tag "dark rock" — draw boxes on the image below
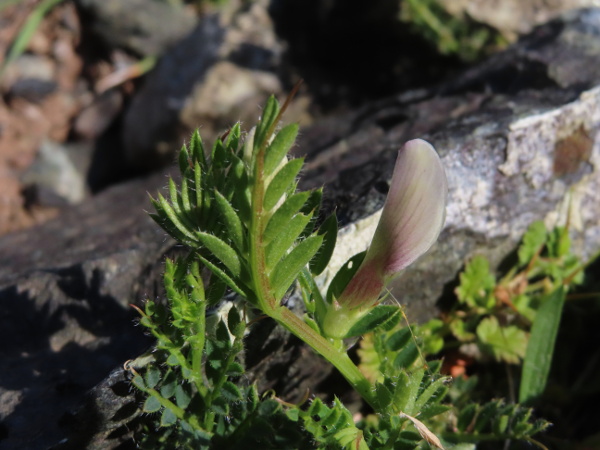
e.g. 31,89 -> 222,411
0,172 -> 170,449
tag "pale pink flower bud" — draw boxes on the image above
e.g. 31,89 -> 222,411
321,139 -> 447,337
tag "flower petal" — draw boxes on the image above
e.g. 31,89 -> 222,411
368,139 -> 447,277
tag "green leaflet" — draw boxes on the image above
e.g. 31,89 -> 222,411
476,316 -> 527,364
519,287 -> 566,404
263,192 -> 310,244
270,235 -> 323,300
214,191 -> 244,251
225,122 -> 241,151
343,305 -> 401,338
298,188 -> 323,239
456,255 -> 496,308
265,212 -> 313,269
196,254 -> 246,298
518,220 -> 547,266
264,123 -> 299,176
168,178 -> 196,232
178,144 -> 190,175
161,408 -> 178,427
263,158 -> 304,211
254,96 -> 280,150
152,194 -> 198,244
189,129 -> 207,166
143,396 -> 162,413
195,232 -> 242,277
309,213 -> 338,276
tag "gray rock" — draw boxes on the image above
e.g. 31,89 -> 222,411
122,1 -> 295,171
438,0 -> 600,39
0,172 -> 169,449
74,0 -> 196,57
21,140 -> 91,206
2,7 -> 600,449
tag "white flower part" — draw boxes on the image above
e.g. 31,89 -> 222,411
335,139 -> 448,311
368,138 -> 448,278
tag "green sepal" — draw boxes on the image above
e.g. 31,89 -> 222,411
343,305 -> 402,338
264,123 -> 299,176
326,251 -> 366,304
309,213 -> 338,275
264,158 -> 304,211
263,191 -> 310,244
270,234 -> 324,300
265,212 -> 312,269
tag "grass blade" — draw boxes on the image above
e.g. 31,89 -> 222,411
519,287 -> 566,404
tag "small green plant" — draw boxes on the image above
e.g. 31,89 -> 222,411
400,0 -> 507,61
424,221 -> 586,394
129,93 -> 549,448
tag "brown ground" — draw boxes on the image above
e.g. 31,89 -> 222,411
0,1 -> 132,236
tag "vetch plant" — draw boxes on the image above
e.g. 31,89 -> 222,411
129,93 -> 549,449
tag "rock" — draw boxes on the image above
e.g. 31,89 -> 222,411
2,7 -> 600,449
0,172 -> 169,449
122,0 -> 311,171
73,89 -> 123,140
21,140 -> 91,206
438,0 -> 600,40
121,15 -> 225,170
74,0 -> 196,57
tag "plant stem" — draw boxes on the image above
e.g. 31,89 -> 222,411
271,306 -> 377,409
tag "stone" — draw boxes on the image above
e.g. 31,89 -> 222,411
74,0 -> 196,57
438,0 -> 600,40
122,0 -> 311,171
0,172 -> 169,449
